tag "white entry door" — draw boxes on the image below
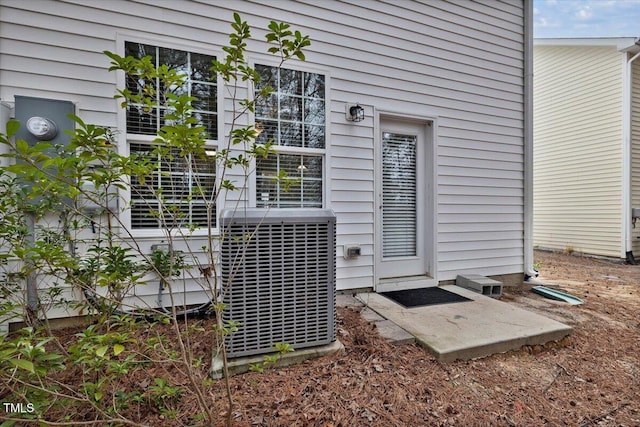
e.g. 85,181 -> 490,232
377,118 -> 428,280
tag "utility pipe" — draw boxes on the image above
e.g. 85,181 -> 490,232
523,0 -> 537,279
623,45 -> 640,264
0,103 -> 11,165
25,213 -> 39,313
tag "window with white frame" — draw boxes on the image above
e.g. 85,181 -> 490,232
254,64 -> 325,208
124,41 -> 217,229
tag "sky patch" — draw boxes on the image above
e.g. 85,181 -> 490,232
534,0 -> 640,38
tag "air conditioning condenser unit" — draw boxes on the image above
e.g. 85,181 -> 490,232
219,208 -> 336,358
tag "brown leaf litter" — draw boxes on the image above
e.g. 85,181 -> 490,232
4,250 -> 639,426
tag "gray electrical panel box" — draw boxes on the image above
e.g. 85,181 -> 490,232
13,96 -> 76,209
15,96 -> 75,148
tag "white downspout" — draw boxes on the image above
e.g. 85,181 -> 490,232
623,47 -> 640,263
523,0 -> 537,278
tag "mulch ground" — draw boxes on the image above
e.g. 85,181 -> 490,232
217,248 -> 640,427
5,250 -> 640,426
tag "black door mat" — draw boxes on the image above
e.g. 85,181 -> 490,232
380,287 -> 472,308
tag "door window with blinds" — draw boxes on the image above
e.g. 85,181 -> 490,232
382,132 -> 417,258
124,41 -> 217,229
254,64 -> 326,208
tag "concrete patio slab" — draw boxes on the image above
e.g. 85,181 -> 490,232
375,319 -> 416,345
360,307 -> 415,345
356,285 -> 573,362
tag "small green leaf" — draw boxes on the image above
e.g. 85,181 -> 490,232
94,391 -> 103,401
9,358 -> 34,373
248,363 -> 264,373
113,344 -> 125,356
15,138 -> 28,153
96,345 -> 108,358
5,120 -> 20,137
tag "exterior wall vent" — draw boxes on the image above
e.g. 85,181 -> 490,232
220,208 -> 336,358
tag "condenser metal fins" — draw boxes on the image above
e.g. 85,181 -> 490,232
220,209 -> 336,358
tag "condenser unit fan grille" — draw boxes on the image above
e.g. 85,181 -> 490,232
220,209 -> 336,358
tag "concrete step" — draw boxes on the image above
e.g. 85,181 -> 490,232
356,285 -> 572,362
360,307 -> 415,345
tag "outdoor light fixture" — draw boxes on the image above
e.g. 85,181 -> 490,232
26,116 -> 58,140
345,103 -> 365,122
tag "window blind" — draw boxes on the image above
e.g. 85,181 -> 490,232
382,133 -> 417,258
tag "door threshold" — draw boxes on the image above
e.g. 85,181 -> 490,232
376,276 -> 437,293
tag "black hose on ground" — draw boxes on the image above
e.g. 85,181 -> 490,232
82,288 -> 214,322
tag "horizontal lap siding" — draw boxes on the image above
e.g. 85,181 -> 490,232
0,0 -> 252,314
416,1 -> 525,280
438,122 -> 524,279
0,6 -> 118,125
533,45 -> 623,258
238,0 -> 525,284
307,0 -> 526,282
0,0 -> 525,302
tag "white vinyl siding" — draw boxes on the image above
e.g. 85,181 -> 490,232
314,0 -> 526,282
0,0 -> 526,309
533,44 -> 624,258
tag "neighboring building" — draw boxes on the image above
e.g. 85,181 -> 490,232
533,37 -> 640,261
0,0 -> 534,322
